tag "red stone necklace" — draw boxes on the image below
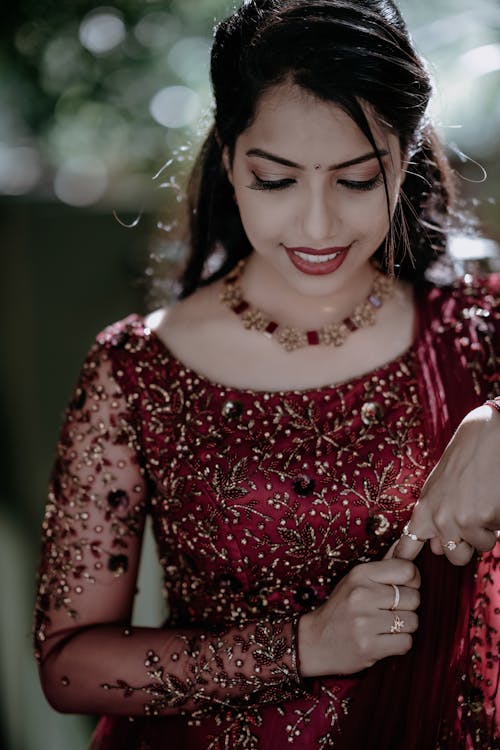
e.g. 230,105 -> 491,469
220,259 -> 395,352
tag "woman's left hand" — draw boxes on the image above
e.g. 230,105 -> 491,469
395,404 -> 500,565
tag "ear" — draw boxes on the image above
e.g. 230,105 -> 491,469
222,146 -> 234,186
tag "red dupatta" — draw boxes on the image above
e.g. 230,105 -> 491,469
340,277 -> 500,749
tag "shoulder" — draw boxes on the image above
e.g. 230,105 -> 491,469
96,313 -> 150,351
143,280 -> 242,360
89,311 -> 170,366
74,314 -> 158,396
83,280 -> 228,377
145,280 -> 226,330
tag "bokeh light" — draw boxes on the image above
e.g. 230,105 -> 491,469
0,0 -> 497,236
79,8 -> 126,55
134,12 -> 181,49
53,155 -> 108,206
149,86 -> 201,129
41,35 -> 89,95
460,44 -> 500,77
167,37 -> 211,86
1,6 -> 499,750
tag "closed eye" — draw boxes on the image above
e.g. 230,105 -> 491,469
338,173 -> 384,192
248,172 -> 296,191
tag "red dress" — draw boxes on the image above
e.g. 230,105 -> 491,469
34,277 -> 500,749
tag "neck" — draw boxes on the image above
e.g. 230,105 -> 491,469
241,252 -> 376,329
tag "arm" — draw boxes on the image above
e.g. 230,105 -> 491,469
395,398 -> 500,563
394,275 -> 500,564
34,341 -> 301,717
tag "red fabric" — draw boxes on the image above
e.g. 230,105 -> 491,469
34,277 -> 500,749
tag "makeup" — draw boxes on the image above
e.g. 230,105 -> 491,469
284,245 -> 351,276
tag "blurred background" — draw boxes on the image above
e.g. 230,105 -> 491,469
0,1 -> 499,748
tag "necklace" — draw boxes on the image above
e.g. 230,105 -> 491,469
220,259 -> 395,352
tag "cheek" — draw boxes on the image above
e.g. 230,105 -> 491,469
237,195 -> 289,242
339,191 -> 389,232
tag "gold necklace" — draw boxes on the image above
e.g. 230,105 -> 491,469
220,259 -> 395,352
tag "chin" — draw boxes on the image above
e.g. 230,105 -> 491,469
285,272 -> 349,298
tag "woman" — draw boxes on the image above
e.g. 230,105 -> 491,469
34,1 -> 500,748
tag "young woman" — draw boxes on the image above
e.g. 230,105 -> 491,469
34,1 -> 500,748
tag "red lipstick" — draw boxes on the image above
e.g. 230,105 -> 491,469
284,245 -> 351,276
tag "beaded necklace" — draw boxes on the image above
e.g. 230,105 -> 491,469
220,259 -> 395,352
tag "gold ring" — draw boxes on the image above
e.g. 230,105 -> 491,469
390,583 -> 400,611
402,523 -> 425,543
390,615 -> 405,634
442,539 -> 461,551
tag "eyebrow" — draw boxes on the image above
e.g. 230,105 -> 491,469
245,147 -> 389,170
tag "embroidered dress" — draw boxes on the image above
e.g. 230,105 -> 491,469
34,276 -> 500,749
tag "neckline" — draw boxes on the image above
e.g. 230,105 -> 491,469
137,288 -> 422,397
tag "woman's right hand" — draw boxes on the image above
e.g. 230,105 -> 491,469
297,558 -> 421,677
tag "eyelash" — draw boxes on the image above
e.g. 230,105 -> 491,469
249,172 -> 384,192
341,173 -> 385,192
249,174 -> 295,191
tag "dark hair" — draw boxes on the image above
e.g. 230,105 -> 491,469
179,0 -> 466,298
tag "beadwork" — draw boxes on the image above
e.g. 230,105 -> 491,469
33,273 -> 500,748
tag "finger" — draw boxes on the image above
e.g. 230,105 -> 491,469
393,506 -> 434,560
380,610 -> 418,635
383,540 -> 399,559
393,535 -> 425,561
376,633 -> 413,659
438,537 -> 475,566
432,519 -> 474,564
430,537 -> 445,555
393,519 -> 429,560
458,528 -> 498,553
374,583 -> 420,612
362,559 -> 421,589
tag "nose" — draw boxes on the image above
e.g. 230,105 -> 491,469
301,186 -> 337,243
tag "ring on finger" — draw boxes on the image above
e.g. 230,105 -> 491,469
389,583 -> 400,611
442,539 -> 462,552
402,523 -> 426,543
390,614 -> 405,634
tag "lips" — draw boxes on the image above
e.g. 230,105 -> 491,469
284,244 -> 351,276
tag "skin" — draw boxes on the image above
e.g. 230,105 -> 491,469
395,406 -> 500,565
147,81 -> 500,677
298,556 -> 421,677
222,81 -> 404,311
150,82 -> 415,392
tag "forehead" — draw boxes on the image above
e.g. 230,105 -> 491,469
238,82 -> 400,162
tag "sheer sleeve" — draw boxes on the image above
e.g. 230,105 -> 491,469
34,338 -> 302,718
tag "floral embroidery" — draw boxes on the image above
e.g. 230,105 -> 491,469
102,620 -> 300,716
34,351 -> 147,658
33,275 -> 500,748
